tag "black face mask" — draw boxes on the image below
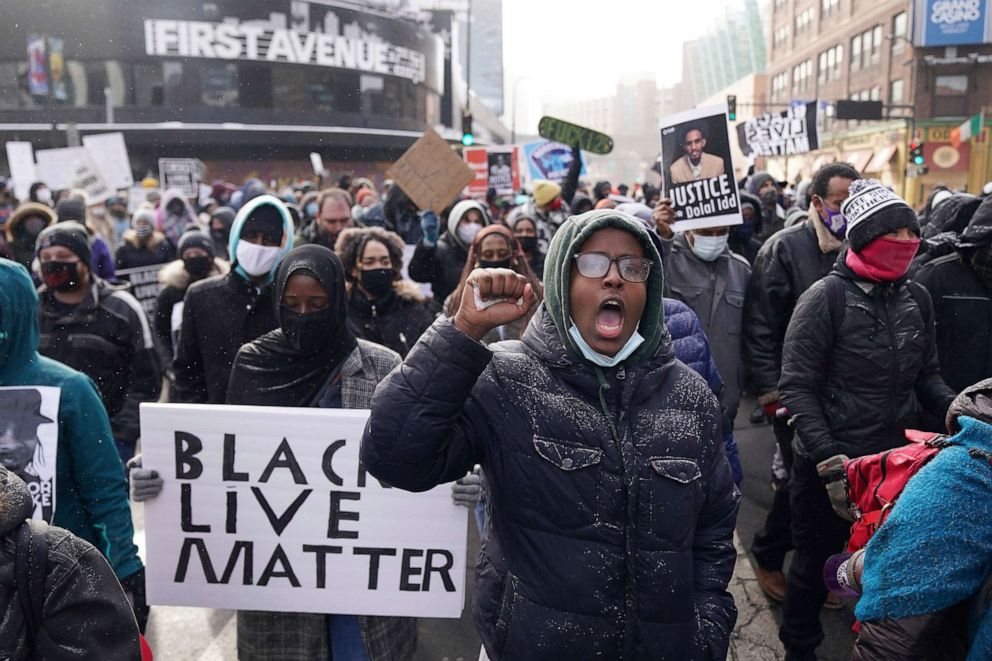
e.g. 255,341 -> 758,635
41,261 -> 82,292
281,306 -> 335,355
360,268 -> 395,298
516,236 -> 537,253
211,229 -> 229,245
479,258 -> 512,270
183,256 -> 213,279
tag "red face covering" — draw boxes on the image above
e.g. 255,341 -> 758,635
845,236 -> 921,282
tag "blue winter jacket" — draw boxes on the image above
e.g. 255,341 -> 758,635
0,259 -> 141,580
664,298 -> 743,484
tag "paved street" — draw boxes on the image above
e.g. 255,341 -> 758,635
137,396 -> 857,660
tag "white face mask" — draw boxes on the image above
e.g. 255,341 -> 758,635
457,222 -> 482,245
690,233 -> 728,262
36,188 -> 52,205
236,240 -> 281,276
567,319 -> 645,368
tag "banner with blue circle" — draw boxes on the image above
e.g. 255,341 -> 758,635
522,140 -> 587,183
914,0 -> 992,47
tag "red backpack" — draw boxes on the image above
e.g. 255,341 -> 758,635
844,430 -> 955,552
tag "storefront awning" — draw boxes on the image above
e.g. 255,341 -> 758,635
865,144 -> 898,173
811,152 -> 836,172
843,149 -> 874,173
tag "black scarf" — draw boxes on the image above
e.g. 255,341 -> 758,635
226,245 -> 357,407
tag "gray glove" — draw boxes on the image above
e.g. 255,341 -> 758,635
127,454 -> 164,503
816,454 -> 852,521
450,469 -> 482,508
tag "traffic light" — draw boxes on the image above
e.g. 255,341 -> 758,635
909,142 -> 925,166
727,95 -> 737,121
461,111 -> 474,146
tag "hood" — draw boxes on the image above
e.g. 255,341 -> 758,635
158,256 -> 230,289
123,229 -> 166,249
446,199 -> 491,250
923,193 -> 981,241
0,464 -> 34,535
6,203 -> 55,242
157,188 -> 196,223
947,378 -> 992,433
747,171 -> 775,196
957,195 -> 992,248
0,260 -> 40,383
542,209 -> 665,365
228,194 -> 296,283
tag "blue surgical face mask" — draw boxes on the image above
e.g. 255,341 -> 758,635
567,319 -> 645,367
820,205 -> 847,238
305,202 -> 319,218
690,233 -> 728,262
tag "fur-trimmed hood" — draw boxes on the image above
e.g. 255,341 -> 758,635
158,256 -> 230,289
122,228 -> 168,250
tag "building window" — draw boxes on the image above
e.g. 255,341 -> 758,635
890,78 -> 904,103
772,71 -> 789,100
871,26 -> 883,65
819,52 -> 828,83
792,59 -> 813,94
795,7 -> 814,32
821,0 -> 840,17
934,73 -> 969,117
870,84 -> 881,101
851,34 -> 862,71
774,26 -> 790,50
892,12 -> 907,55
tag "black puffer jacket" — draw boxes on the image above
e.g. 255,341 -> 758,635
743,218 -> 840,398
0,466 -> 140,660
362,312 -> 740,661
407,232 -> 469,312
345,281 -> 434,357
173,272 -> 277,404
779,253 -> 956,463
915,252 -> 992,392
37,279 -> 161,443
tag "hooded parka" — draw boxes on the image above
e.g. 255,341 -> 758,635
363,211 -> 740,660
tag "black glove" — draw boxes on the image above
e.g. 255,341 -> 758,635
120,567 -> 150,633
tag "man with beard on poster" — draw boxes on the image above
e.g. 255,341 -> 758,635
670,125 -> 727,185
0,388 -> 54,520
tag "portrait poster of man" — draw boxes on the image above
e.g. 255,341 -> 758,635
0,386 -> 60,521
660,104 -> 743,232
487,150 -> 516,195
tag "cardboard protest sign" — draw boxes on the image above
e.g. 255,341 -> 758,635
82,132 -> 134,190
159,158 -> 203,198
659,104 -> 742,232
736,101 -> 821,157
5,142 -> 37,202
387,129 -> 474,214
486,148 -> 520,196
35,146 -> 90,190
117,264 -> 165,317
538,116 -> 614,155
0,386 -> 60,522
463,147 -> 489,197
140,404 -> 468,617
523,140 -> 586,183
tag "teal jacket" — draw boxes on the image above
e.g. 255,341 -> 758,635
0,259 -> 141,579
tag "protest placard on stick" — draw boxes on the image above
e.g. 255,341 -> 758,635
140,404 -> 468,617
736,101 -> 820,157
538,116 -> 613,155
388,129 -> 474,214
659,104 -> 743,233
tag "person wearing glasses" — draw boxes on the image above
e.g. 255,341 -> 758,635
361,209 -> 740,660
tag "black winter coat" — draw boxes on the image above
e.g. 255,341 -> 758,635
0,466 -> 140,661
362,311 -> 740,661
915,252 -> 992,393
779,253 -> 956,464
743,219 -> 839,398
113,231 -> 175,271
407,234 -> 469,312
173,272 -> 277,404
37,279 -> 161,442
345,283 -> 434,357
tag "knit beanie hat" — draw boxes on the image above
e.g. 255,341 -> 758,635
132,207 -> 156,229
242,203 -> 286,243
177,229 -> 215,258
746,172 -> 776,196
35,221 -> 91,266
842,179 -> 920,252
55,197 -> 86,223
532,180 -> 561,207
543,210 -> 665,364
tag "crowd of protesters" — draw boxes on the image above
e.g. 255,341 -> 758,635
1,153 -> 992,661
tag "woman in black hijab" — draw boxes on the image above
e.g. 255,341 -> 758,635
225,245 -> 479,661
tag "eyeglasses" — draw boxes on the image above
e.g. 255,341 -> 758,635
572,252 -> 652,283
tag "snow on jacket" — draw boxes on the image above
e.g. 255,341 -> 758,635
0,464 -> 141,660
36,278 -> 161,444
779,252 -> 956,464
0,259 -> 142,580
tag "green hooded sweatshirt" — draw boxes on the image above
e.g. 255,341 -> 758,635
542,209 -> 666,364
0,259 -> 141,580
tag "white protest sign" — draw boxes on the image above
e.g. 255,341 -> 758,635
35,146 -> 90,190
401,244 -> 433,299
309,152 -> 325,176
140,404 -> 468,617
5,142 -> 36,202
0,386 -> 60,522
82,132 -> 134,190
72,156 -> 111,203
659,103 -> 742,232
158,158 -> 200,198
